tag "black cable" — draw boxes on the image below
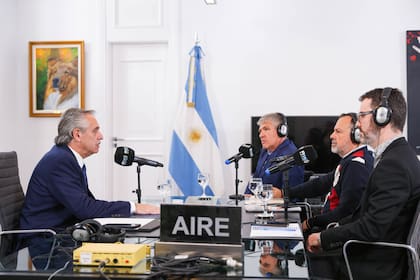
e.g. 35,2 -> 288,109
97,258 -> 112,280
38,234 -> 78,270
43,236 -> 58,270
148,255 -> 242,279
143,270 -> 166,280
47,260 -> 71,280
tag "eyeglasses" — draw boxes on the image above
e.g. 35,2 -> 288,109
358,110 -> 374,118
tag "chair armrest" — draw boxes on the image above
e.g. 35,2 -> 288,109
293,201 -> 312,218
0,229 -> 57,270
0,229 -> 56,237
326,222 -> 338,229
343,239 -> 419,280
294,199 -> 325,219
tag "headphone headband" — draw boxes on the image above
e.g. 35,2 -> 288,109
345,113 -> 361,144
348,112 -> 357,125
381,87 -> 392,104
71,219 -> 126,243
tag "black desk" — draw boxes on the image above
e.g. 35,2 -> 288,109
0,201 -> 309,279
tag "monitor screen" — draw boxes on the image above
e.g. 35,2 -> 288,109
251,116 -> 341,175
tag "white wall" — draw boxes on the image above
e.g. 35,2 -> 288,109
6,0 -> 420,197
0,0 -> 17,150
14,0 -> 109,197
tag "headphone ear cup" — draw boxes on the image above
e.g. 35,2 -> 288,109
277,124 -> 288,137
374,87 -> 393,126
351,127 -> 361,144
71,219 -> 103,242
72,228 -> 91,242
373,106 -> 392,126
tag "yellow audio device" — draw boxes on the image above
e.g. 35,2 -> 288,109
73,242 -> 148,267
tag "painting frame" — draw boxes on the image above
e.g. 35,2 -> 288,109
29,41 -> 85,117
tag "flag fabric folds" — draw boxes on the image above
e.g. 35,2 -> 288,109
169,45 -> 224,197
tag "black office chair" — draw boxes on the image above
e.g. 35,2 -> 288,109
343,200 -> 420,280
0,151 -> 25,269
0,151 -> 57,270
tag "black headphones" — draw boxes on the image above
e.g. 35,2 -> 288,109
349,113 -> 361,144
373,87 -> 393,126
71,219 -> 126,243
276,113 -> 288,137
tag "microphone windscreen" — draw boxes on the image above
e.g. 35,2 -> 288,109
293,145 -> 318,165
239,144 -> 254,158
114,146 -> 135,166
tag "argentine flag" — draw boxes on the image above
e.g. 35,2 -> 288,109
169,45 -> 224,197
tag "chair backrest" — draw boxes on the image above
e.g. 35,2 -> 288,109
407,199 -> 420,280
343,199 -> 420,280
0,151 -> 25,267
408,199 -> 420,248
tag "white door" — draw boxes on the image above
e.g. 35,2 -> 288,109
111,43 -> 169,202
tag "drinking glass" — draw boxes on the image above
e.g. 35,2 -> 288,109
197,172 -> 209,197
256,184 -> 274,218
157,179 -> 172,203
248,177 -> 263,196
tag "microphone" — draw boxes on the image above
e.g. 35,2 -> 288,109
114,146 -> 164,167
225,144 -> 254,165
114,146 -> 133,166
134,156 -> 164,167
265,145 -> 317,175
269,155 -> 288,163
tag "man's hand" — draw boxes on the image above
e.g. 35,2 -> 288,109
135,203 -> 160,215
306,232 -> 322,253
272,187 -> 282,198
302,219 -> 309,232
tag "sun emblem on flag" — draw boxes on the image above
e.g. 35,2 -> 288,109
189,129 -> 202,143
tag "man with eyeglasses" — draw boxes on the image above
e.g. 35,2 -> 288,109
306,88 -> 420,279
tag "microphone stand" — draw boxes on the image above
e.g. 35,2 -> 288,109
283,170 -> 290,224
228,159 -> 244,205
132,164 -> 142,203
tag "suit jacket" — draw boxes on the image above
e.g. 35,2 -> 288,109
20,145 -> 130,232
245,138 -> 304,194
321,138 -> 420,279
289,146 -> 373,229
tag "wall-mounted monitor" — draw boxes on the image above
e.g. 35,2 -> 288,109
251,116 -> 341,175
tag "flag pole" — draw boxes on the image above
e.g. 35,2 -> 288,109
194,32 -> 200,46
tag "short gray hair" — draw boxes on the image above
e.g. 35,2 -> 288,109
257,112 -> 286,128
54,108 -> 96,145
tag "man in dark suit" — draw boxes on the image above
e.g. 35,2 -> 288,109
20,108 -> 159,268
307,88 -> 420,279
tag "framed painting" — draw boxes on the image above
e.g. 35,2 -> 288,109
29,41 -> 84,117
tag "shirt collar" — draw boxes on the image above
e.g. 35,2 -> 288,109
374,135 -> 404,166
342,145 -> 365,159
68,145 -> 85,169
272,138 -> 290,153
